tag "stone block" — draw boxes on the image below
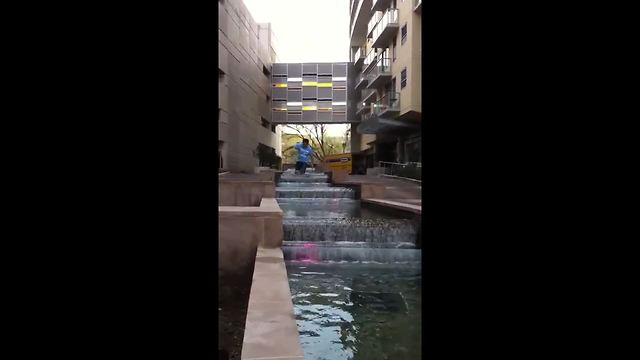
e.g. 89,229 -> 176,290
361,183 -> 386,199
218,216 -> 264,274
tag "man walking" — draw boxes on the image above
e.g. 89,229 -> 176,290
294,138 -> 314,174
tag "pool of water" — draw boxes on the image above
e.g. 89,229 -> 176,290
286,261 -> 422,360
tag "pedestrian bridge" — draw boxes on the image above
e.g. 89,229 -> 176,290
271,62 -> 357,124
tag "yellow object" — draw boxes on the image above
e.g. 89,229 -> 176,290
273,83 -> 288,88
302,106 -> 317,111
317,83 -> 332,87
302,81 -> 317,86
324,153 -> 352,174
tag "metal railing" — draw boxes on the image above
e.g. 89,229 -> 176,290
356,101 -> 370,113
364,47 -> 377,69
378,161 -> 422,180
367,55 -> 391,80
370,8 -> 399,44
361,88 -> 376,102
372,91 -> 400,115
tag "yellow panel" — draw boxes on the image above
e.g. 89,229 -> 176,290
302,81 -> 317,86
302,106 -> 318,111
324,153 -> 352,174
317,83 -> 332,87
273,83 -> 288,88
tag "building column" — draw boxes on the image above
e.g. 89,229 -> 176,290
396,136 -> 404,163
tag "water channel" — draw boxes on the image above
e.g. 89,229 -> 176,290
277,169 -> 422,360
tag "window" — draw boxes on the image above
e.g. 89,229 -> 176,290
392,38 -> 397,61
401,24 -> 407,45
401,68 -> 407,89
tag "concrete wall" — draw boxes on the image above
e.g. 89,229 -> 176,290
393,0 -> 422,115
218,0 -> 280,173
218,179 -> 276,206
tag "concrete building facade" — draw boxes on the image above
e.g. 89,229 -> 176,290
218,0 -> 282,173
348,0 -> 422,173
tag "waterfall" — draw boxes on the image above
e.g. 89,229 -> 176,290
276,170 -> 418,246
283,218 -> 417,243
276,187 -> 356,199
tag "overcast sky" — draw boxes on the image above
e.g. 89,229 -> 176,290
243,0 -> 350,137
243,0 -> 350,63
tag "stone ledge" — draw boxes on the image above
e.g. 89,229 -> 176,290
362,198 -> 422,214
242,247 -> 303,360
218,198 -> 283,248
381,174 -> 422,184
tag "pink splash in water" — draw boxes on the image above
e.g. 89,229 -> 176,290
299,243 -> 320,262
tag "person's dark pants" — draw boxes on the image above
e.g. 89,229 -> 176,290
295,161 -> 308,174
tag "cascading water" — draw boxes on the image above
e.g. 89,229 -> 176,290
278,169 -> 422,359
276,169 -> 418,249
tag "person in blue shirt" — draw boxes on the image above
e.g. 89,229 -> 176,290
294,138 -> 314,174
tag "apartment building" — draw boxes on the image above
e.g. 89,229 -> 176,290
348,0 -> 422,173
270,62 -> 354,125
218,0 -> 282,172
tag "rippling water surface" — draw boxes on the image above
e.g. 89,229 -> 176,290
286,261 -> 422,360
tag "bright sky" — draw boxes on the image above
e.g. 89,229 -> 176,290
243,0 -> 350,63
243,0 -> 351,137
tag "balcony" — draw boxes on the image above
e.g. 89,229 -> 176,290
414,0 -> 422,13
367,11 -> 383,37
354,71 -> 369,90
350,0 -> 372,46
372,92 -> 400,118
352,47 -> 366,70
356,101 -> 371,116
372,0 -> 393,12
369,8 -> 399,48
366,56 -> 392,89
361,88 -> 376,104
363,48 -> 377,73
356,111 -> 416,134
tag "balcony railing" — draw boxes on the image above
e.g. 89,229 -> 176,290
361,88 -> 376,103
352,46 -> 366,66
367,11 -> 383,37
363,48 -> 377,71
372,91 -> 400,116
355,71 -> 369,90
370,8 -> 399,48
366,55 -> 392,88
356,101 -> 370,115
